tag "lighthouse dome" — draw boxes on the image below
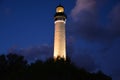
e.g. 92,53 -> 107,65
56,5 -> 64,13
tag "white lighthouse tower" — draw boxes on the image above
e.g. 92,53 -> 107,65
53,5 -> 67,60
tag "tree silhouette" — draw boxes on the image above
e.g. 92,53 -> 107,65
0,53 -> 27,80
0,53 -> 112,80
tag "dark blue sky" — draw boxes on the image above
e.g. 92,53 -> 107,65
0,0 -> 74,52
0,0 -> 120,80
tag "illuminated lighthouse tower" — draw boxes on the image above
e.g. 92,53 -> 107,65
53,5 -> 67,60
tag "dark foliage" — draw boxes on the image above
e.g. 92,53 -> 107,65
0,53 -> 112,80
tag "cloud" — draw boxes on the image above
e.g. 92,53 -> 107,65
68,1 -> 120,80
68,1 -> 120,44
7,42 -> 98,72
8,44 -> 53,62
71,0 -> 96,21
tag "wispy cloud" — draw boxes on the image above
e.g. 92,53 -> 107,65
8,44 -> 53,62
71,0 -> 96,21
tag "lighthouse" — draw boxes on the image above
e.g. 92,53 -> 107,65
53,5 -> 67,60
